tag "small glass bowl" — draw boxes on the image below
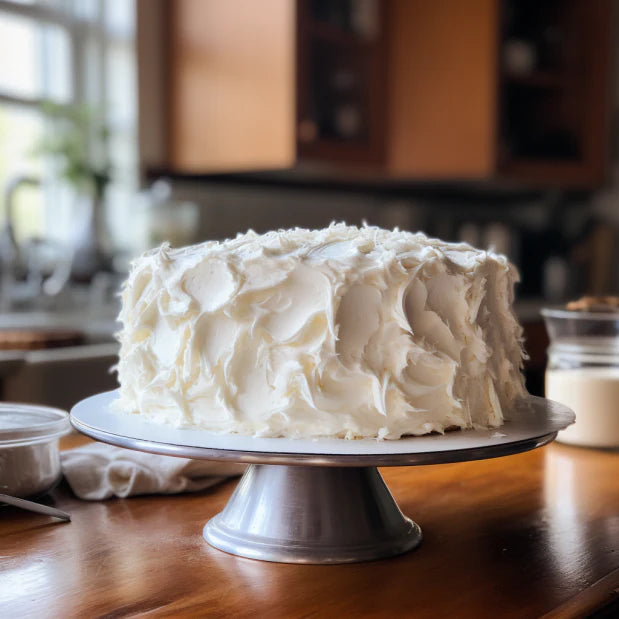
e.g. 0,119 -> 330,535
0,403 -> 71,498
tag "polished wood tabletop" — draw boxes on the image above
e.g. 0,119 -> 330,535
1,437 -> 618,618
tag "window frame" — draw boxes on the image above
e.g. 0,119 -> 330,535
0,0 -> 133,110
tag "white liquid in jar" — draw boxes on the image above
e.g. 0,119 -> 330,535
545,367 -> 619,447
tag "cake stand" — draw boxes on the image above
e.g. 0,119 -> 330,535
70,391 -> 574,564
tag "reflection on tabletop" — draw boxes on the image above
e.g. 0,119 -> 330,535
543,444 -> 619,588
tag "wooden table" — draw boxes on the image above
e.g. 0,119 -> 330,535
1,438 -> 618,618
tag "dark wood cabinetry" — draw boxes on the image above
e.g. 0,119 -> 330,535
149,0 -> 612,187
296,0 -> 387,164
497,0 -> 611,185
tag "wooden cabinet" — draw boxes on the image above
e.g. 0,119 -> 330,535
496,0 -> 612,186
153,0 -> 611,186
386,0 -> 499,179
295,0 -> 387,164
166,0 -> 296,173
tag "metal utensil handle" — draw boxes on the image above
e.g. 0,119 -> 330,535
0,493 -> 71,521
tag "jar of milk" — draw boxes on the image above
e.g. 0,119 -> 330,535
542,307 -> 619,448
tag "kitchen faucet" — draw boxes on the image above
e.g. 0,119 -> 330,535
1,175 -> 73,310
1,175 -> 39,273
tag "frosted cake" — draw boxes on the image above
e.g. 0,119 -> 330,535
115,224 -> 526,439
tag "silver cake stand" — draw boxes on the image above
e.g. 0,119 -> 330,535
70,391 -> 574,564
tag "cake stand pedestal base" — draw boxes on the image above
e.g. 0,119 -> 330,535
203,464 -> 422,564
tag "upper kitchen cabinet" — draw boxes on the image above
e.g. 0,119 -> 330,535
165,0 -> 296,173
496,0 -> 611,186
295,0 -> 388,164
151,0 -> 612,186
163,0 -> 386,173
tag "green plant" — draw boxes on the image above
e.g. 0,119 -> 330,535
34,100 -> 111,200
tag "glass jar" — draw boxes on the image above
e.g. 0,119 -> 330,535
542,308 -> 619,448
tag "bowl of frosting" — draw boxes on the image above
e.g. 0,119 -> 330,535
0,403 -> 71,498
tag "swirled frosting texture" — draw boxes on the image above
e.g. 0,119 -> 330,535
116,224 -> 526,439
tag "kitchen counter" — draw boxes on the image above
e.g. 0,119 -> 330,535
1,438 -> 618,617
0,308 -> 119,409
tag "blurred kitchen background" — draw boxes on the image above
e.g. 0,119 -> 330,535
0,0 -> 617,407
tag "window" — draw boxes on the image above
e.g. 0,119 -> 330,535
0,0 -> 137,251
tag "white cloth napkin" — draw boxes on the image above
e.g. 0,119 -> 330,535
60,442 -> 246,500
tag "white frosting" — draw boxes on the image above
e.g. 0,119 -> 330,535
0,443 -> 61,498
115,224 -> 526,439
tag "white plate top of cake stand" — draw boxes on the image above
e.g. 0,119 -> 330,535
70,390 -> 574,467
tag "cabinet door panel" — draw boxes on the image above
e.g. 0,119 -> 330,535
169,0 -> 296,172
386,0 -> 499,179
